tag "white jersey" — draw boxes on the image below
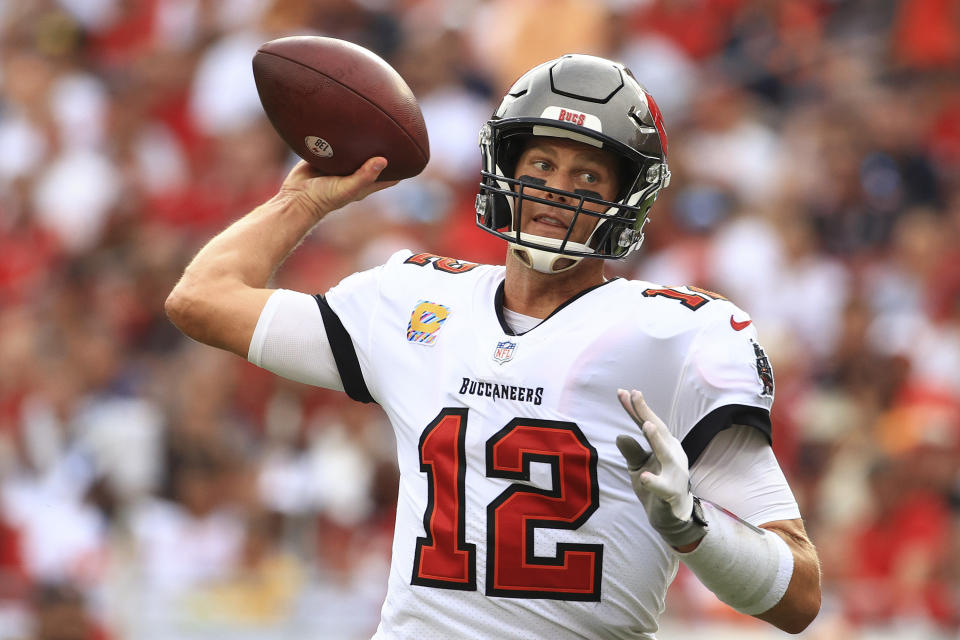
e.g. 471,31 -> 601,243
252,250 -> 792,639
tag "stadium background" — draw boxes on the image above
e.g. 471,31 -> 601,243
1,0 -> 959,638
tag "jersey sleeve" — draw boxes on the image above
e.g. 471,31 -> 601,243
670,303 -> 775,466
690,425 -> 800,525
247,288 -> 343,390
320,249 -> 414,403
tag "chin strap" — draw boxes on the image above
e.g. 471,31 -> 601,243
509,232 -> 594,274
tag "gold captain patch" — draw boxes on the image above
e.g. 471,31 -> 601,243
407,301 -> 450,346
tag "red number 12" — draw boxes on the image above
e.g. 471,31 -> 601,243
412,408 -> 602,601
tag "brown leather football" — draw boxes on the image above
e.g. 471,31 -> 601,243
253,36 -> 429,181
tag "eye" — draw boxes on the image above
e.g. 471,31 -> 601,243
579,171 -> 599,184
532,160 -> 551,172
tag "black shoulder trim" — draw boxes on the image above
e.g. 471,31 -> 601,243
313,295 -> 375,404
681,404 -> 771,467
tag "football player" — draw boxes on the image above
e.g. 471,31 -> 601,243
166,54 -> 821,638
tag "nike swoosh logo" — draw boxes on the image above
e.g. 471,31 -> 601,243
730,315 -> 752,331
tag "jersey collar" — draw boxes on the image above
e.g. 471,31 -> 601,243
493,277 -> 620,336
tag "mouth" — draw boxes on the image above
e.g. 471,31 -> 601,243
526,212 -> 572,237
533,214 -> 568,227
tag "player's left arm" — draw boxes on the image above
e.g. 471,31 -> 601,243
754,518 -> 821,633
616,390 -> 821,634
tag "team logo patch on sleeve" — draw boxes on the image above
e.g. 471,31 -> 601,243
751,340 -> 774,397
407,301 -> 451,346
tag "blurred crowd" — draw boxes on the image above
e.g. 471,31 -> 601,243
1,0 -> 959,638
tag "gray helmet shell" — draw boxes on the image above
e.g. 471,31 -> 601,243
476,54 -> 670,266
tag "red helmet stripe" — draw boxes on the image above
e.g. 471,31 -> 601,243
644,91 -> 668,157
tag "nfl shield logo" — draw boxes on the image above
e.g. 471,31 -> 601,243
493,340 -> 517,364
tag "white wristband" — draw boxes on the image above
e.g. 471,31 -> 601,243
676,499 -> 794,615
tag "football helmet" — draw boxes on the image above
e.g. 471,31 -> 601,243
476,54 -> 670,273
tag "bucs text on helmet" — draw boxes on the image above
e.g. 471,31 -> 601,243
476,54 -> 670,273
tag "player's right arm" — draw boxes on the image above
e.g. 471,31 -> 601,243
164,158 -> 395,356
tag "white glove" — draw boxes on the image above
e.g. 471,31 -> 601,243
615,389 -> 706,548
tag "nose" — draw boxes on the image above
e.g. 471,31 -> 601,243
542,176 -> 572,202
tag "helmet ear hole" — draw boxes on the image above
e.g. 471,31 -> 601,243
476,184 -> 513,231
498,134 -> 530,181
588,219 -> 617,253
617,158 -> 642,202
490,192 -> 512,230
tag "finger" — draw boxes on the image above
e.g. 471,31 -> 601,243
347,156 -> 388,189
640,419 -> 676,463
335,157 -> 392,202
617,388 -> 642,426
616,435 -> 652,471
363,156 -> 388,177
637,469 -> 672,497
627,390 -> 647,426
629,390 -> 667,430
